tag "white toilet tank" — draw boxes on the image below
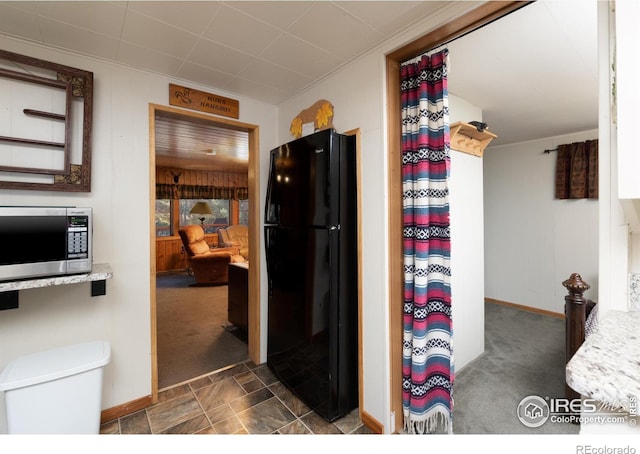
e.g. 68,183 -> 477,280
0,341 -> 111,434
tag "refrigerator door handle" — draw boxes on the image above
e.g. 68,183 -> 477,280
264,226 -> 275,294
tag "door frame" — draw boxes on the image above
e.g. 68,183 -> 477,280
384,1 -> 530,432
149,103 -> 260,401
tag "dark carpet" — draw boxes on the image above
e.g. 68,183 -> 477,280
452,301 -> 580,434
156,271 -> 249,390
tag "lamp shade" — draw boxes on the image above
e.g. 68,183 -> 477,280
189,202 -> 213,215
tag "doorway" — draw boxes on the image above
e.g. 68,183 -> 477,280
149,103 -> 261,401
384,1 -> 528,433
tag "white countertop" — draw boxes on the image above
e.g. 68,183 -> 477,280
566,310 -> 640,411
0,263 -> 113,293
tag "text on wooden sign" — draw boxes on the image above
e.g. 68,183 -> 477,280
169,83 -> 239,119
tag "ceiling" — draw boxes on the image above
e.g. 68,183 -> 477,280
153,108 -> 250,172
0,1 -> 598,170
446,0 -> 598,146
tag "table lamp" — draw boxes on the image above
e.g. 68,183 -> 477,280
189,202 -> 213,227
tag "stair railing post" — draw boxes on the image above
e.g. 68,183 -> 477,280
563,273 -> 590,402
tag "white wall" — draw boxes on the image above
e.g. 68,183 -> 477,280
615,0 -> 640,200
609,0 -> 640,311
483,131 -> 599,314
597,0 -> 629,316
0,35 -> 278,433
448,96 -> 485,371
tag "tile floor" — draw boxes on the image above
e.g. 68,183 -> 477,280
100,360 -> 373,435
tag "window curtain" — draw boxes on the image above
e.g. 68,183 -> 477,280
156,184 -> 248,200
554,140 -> 598,199
401,50 -> 454,434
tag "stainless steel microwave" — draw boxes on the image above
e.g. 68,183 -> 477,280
0,206 -> 92,282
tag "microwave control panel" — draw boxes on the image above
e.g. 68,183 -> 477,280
67,215 -> 89,258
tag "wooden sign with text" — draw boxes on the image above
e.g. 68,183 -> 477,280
169,84 -> 239,119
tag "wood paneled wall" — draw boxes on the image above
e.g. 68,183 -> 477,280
156,166 -> 248,187
156,233 -> 221,273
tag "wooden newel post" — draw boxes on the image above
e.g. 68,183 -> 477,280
563,273 -> 590,402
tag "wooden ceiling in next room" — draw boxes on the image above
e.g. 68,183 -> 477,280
154,109 -> 248,173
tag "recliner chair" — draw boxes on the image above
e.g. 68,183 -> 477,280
178,225 -> 241,285
217,225 -> 249,260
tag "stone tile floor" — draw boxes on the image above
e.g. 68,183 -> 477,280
100,360 -> 373,435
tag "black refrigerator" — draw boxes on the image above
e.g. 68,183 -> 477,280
264,128 -> 358,422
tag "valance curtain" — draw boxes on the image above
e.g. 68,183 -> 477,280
401,50 -> 454,434
156,184 -> 248,200
554,139 -> 598,199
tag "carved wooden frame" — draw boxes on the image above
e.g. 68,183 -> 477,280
0,50 -> 93,192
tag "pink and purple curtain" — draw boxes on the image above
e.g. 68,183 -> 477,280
401,50 -> 454,434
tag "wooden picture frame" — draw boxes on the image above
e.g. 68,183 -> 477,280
0,50 -> 93,192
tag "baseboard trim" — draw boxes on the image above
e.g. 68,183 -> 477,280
101,395 -> 153,424
485,297 -> 564,319
360,409 -> 384,434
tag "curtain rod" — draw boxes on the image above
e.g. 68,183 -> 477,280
544,148 -> 558,154
406,1 -> 533,64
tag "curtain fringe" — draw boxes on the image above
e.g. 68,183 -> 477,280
404,409 -> 453,434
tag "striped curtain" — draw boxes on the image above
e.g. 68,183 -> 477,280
401,50 -> 454,434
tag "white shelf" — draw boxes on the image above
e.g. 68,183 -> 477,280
0,263 -> 112,310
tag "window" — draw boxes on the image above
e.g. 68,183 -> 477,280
179,199 -> 230,234
155,199 -> 171,237
154,197 -> 243,237
238,199 -> 249,226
